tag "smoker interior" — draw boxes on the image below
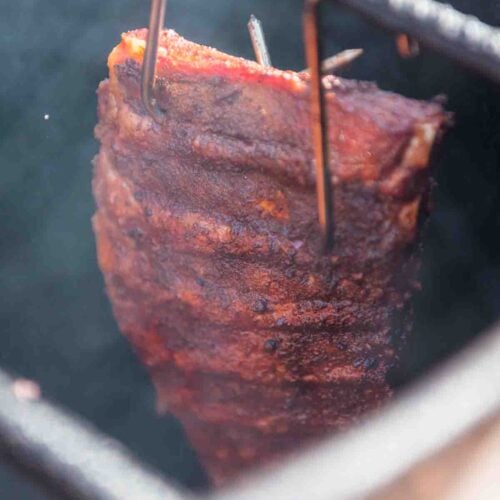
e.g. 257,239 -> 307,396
1,0 -> 499,497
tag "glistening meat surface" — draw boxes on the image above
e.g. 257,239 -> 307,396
93,29 -> 447,485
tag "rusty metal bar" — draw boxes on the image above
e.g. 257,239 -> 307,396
304,0 -> 335,252
337,0 -> 500,83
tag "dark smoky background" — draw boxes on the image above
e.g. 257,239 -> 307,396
0,0 -> 499,497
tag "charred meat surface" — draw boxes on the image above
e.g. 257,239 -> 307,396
93,29 -> 446,485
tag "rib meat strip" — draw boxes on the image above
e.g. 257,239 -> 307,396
93,29 -> 447,485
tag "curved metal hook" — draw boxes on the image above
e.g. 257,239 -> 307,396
304,0 -> 334,252
141,0 -> 168,120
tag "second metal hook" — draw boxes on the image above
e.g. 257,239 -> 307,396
141,0 -> 167,120
304,0 -> 335,252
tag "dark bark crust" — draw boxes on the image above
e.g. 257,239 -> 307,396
92,30 -> 446,484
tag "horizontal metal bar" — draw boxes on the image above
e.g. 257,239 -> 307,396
0,370 -> 184,500
214,320 -> 500,500
337,0 -> 500,83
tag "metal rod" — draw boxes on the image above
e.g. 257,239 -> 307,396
300,48 -> 363,75
0,369 -> 182,500
248,15 -> 272,67
336,0 -> 500,83
304,0 -> 334,252
141,0 -> 167,120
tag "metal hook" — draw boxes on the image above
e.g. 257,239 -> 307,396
304,0 -> 334,252
303,0 -> 500,252
249,10 -> 335,251
141,0 -> 167,120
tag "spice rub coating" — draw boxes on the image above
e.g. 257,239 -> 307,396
93,30 -> 446,484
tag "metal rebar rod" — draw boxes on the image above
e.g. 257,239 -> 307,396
339,0 -> 500,83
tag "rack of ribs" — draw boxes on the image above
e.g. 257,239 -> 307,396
93,29 -> 447,485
